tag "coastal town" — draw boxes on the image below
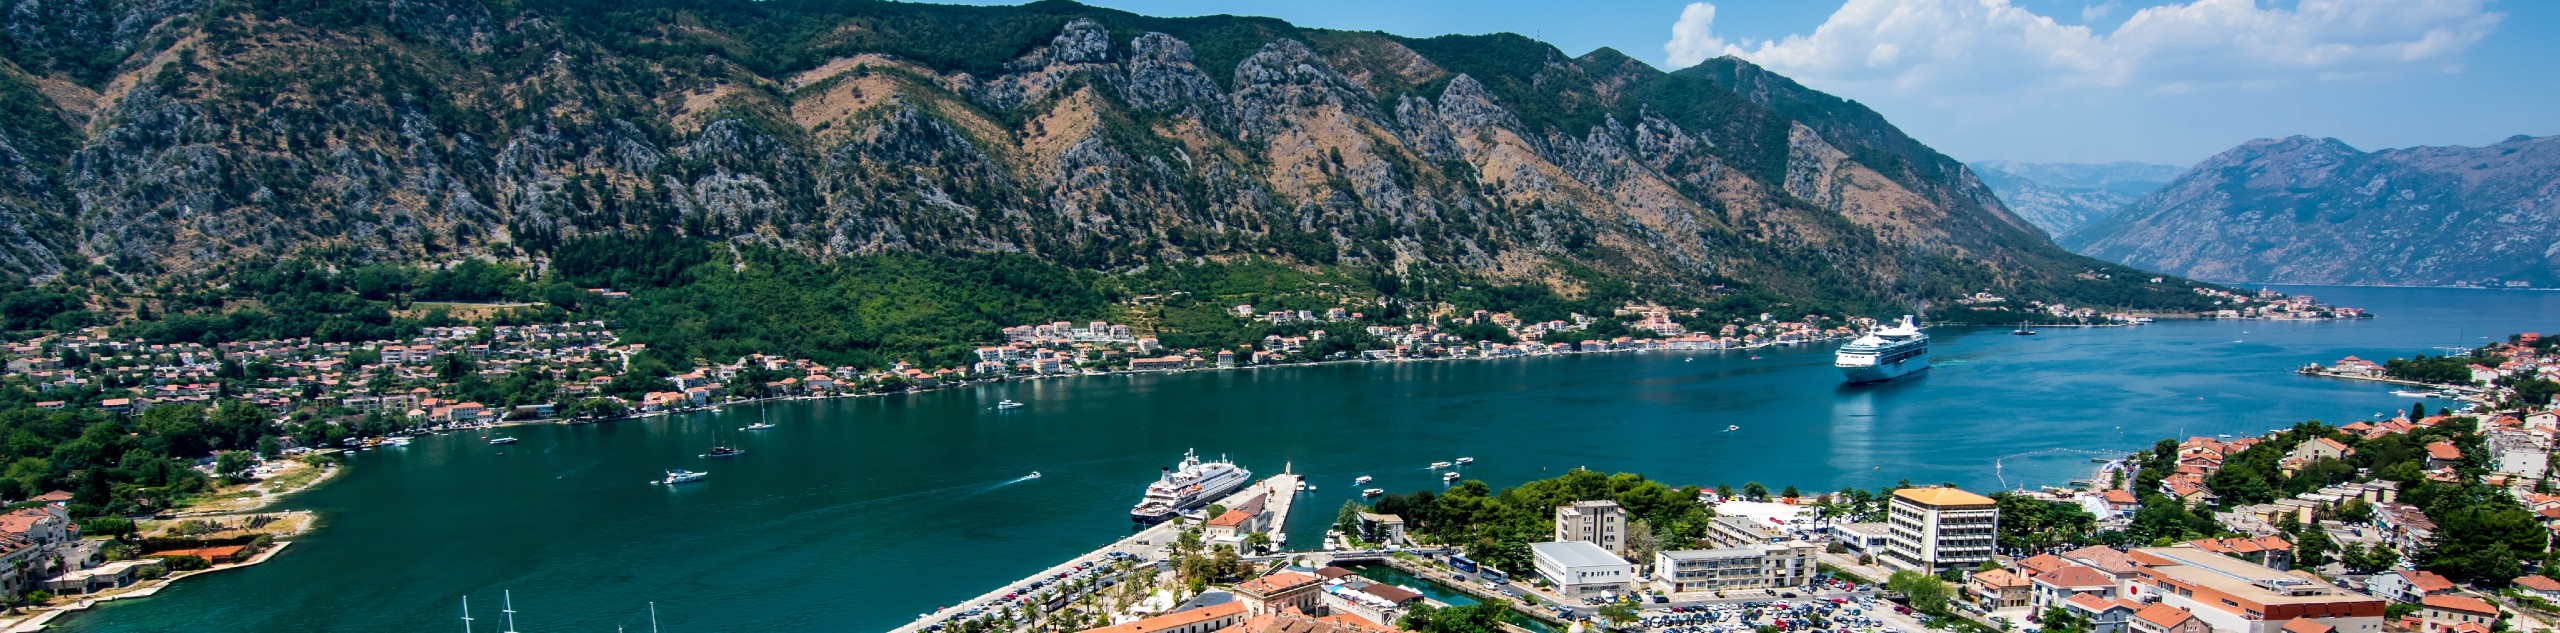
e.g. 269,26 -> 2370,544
0,280 -> 2396,627
890,330 -> 2558,633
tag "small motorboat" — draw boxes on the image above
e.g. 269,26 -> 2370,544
1026,471 -> 1042,479
1353,475 -> 1373,486
1453,457 -> 1474,465
995,400 -> 1026,409
1442,472 -> 1461,482
1428,461 -> 1452,470
659,469 -> 707,485
705,446 -> 744,458
1726,425 -> 1741,432
488,436 -> 518,445
1361,488 -> 1384,498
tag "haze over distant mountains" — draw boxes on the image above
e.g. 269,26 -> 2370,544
2063,135 -> 2560,287
1969,161 -> 2184,237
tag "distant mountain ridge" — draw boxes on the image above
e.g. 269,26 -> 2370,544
2065,135 -> 2560,286
0,0 -> 2218,312
1970,160 -> 2183,237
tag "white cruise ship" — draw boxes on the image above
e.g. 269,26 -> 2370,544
1129,449 -> 1252,525
1835,315 -> 1930,384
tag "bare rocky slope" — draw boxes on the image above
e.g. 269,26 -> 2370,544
1971,160 -> 2182,238
0,0 -> 2208,309
2066,135 -> 2560,286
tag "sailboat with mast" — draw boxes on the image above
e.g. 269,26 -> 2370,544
703,417 -> 743,458
742,404 -> 776,431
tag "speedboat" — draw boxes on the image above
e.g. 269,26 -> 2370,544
1726,425 -> 1741,432
1353,475 -> 1373,486
488,436 -> 518,445
705,446 -> 744,458
1361,488 -> 1384,497
996,400 -> 1025,409
660,469 -> 707,485
1428,461 -> 1452,470
1453,457 -> 1474,465
1026,471 -> 1042,479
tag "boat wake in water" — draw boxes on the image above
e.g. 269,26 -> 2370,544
987,472 -> 1043,489
554,459 -> 601,480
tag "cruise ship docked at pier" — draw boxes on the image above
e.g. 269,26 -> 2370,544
1835,315 -> 1930,384
1129,449 -> 1251,525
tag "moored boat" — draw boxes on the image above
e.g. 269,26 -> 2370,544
1129,449 -> 1251,525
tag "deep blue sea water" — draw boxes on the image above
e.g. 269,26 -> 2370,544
53,286 -> 2559,632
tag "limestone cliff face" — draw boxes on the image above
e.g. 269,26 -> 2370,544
2067,135 -> 2560,286
0,0 -> 2146,306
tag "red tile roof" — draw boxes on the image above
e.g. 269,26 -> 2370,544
2035,565 -> 2114,589
2133,604 -> 2197,629
2281,618 -> 2336,633
1234,571 -> 1322,597
2514,575 -> 2560,592
2422,594 -> 2498,616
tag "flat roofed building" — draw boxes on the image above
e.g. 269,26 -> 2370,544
1555,500 -> 1628,556
2128,546 -> 2386,633
1652,540 -> 1816,595
1532,540 -> 1634,597
1884,486 -> 1999,573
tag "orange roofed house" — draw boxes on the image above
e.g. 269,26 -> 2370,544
1081,602 -> 1247,633
1234,571 -> 1325,617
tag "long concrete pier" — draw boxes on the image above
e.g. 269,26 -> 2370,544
891,471 -> 1301,633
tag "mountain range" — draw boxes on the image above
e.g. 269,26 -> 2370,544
1970,160 -> 2183,238
2065,135 -> 2560,287
0,0 -> 2213,312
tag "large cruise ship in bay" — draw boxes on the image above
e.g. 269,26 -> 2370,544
1835,315 -> 1930,384
1129,449 -> 1251,525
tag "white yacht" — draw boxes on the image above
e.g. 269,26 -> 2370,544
1352,475 -> 1373,486
996,400 -> 1026,409
1427,461 -> 1452,470
1835,315 -> 1930,384
659,469 -> 707,485
1453,457 -> 1474,466
1442,472 -> 1461,482
1128,449 -> 1251,525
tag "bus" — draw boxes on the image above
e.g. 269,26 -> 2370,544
1449,555 -> 1480,573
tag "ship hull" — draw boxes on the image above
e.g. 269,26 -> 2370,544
1129,471 -> 1253,524
1838,351 -> 1930,384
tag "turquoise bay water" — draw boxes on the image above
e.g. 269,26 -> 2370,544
55,286 -> 2559,632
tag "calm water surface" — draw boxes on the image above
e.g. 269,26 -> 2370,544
58,286 -> 2560,632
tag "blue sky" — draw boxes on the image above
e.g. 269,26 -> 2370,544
942,0 -> 2557,166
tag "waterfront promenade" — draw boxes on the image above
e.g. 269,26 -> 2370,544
891,472 -> 1301,633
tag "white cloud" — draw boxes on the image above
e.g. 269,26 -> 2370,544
1664,2 -> 1735,67
1664,0 -> 2503,97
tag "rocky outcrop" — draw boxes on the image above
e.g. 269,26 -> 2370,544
2066,135 -> 2560,286
0,0 -> 2174,307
